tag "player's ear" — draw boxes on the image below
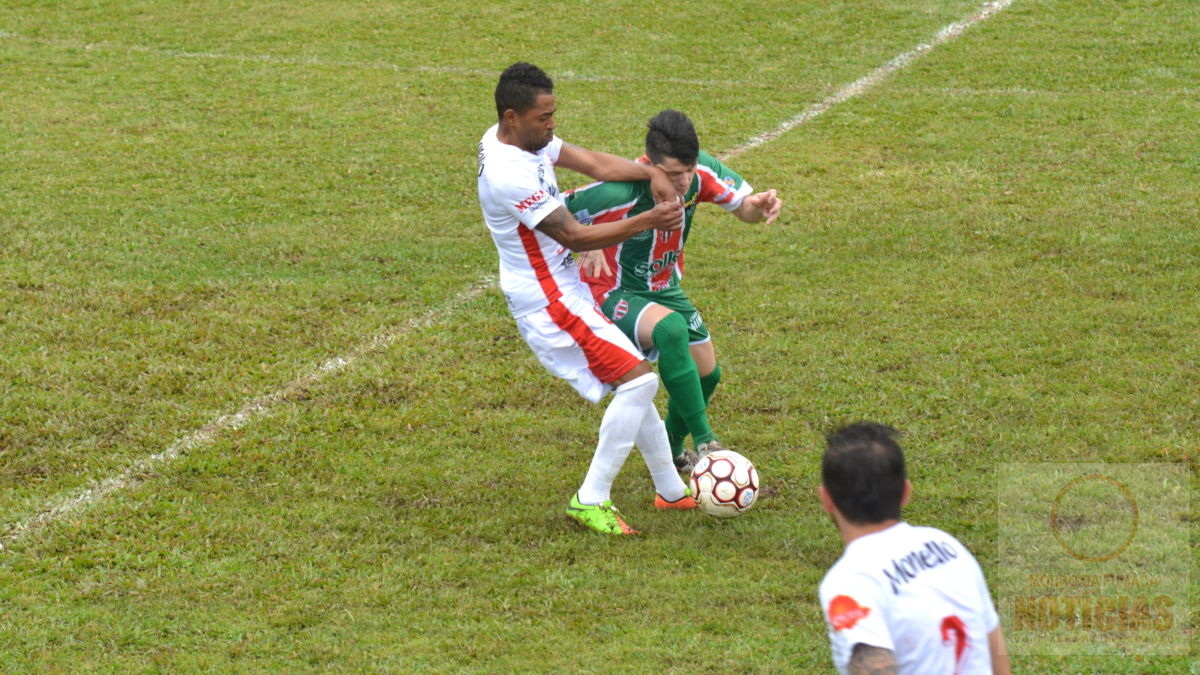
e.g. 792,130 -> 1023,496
818,485 -> 836,514
900,479 -> 913,508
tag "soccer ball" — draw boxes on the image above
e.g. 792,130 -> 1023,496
689,450 -> 759,518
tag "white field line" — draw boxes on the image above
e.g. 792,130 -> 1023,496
0,276 -> 493,550
722,0 -> 1014,160
0,0 -> 1013,551
897,85 -> 1200,98
0,29 -> 414,73
0,30 -> 772,88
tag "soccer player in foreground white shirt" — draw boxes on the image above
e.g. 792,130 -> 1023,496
477,62 -> 697,534
817,422 -> 1010,674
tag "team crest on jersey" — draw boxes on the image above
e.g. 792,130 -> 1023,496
612,299 -> 630,320
827,595 -> 871,631
573,209 -> 594,225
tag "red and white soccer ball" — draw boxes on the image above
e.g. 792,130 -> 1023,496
689,449 -> 759,518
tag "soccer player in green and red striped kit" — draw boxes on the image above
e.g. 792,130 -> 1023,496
565,110 -> 782,473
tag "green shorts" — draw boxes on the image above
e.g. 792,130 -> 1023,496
600,286 -> 710,358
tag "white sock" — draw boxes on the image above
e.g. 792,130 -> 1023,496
577,373 -> 659,505
637,405 -> 688,502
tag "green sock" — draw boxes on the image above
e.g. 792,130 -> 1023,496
654,313 -> 713,455
665,397 -> 689,456
700,363 -> 722,406
670,364 -> 724,454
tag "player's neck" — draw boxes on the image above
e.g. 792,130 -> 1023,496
838,518 -> 902,547
496,126 -> 533,154
496,126 -> 518,148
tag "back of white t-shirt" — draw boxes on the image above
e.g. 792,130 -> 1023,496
819,522 -> 999,674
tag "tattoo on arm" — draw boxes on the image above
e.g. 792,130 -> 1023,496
847,644 -> 897,675
534,207 -> 573,246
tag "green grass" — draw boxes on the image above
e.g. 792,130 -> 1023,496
2,0 -> 1197,671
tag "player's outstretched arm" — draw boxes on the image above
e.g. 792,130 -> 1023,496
556,143 -> 676,203
846,643 -> 897,675
537,202 -> 681,252
989,627 -> 1011,675
733,188 -> 782,224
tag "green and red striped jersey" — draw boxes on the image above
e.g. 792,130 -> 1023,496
565,150 -> 752,303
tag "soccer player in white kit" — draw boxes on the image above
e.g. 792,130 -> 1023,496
477,62 -> 697,534
817,422 -> 1010,674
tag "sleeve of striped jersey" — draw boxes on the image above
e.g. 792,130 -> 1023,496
564,180 -> 651,224
695,150 -> 754,212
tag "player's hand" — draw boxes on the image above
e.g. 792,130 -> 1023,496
750,189 -> 782,224
577,250 -> 611,276
647,197 -> 684,231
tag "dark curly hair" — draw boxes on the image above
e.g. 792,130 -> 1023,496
495,62 -> 554,121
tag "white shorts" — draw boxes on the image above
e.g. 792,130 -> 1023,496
515,290 -> 644,403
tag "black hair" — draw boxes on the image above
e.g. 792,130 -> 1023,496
645,109 -> 699,166
495,62 -> 554,121
822,422 -> 906,525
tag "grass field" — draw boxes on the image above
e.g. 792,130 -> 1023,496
2,0 -> 1197,671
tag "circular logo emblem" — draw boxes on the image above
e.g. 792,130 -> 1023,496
1050,474 -> 1139,562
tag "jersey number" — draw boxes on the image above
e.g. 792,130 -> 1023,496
940,615 -> 968,673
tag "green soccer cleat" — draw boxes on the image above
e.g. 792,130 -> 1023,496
566,494 -> 639,535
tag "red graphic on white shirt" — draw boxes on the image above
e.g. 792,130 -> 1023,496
515,190 -> 547,213
940,614 -> 968,674
827,595 -> 871,631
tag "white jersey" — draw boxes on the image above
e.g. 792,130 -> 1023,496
477,124 -> 586,318
819,522 -> 1000,675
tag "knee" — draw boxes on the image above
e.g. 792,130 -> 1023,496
702,363 -> 722,384
613,362 -> 655,388
616,370 -> 659,400
651,312 -> 689,349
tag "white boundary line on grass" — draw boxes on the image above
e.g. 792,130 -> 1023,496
0,277 -> 493,550
0,30 -> 776,89
0,0 -> 1013,551
723,0 -> 1014,159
